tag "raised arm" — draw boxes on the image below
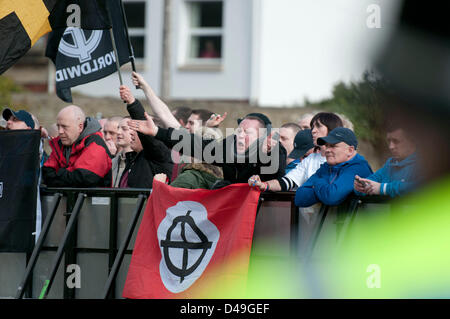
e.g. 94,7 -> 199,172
131,72 -> 181,129
129,114 -> 227,166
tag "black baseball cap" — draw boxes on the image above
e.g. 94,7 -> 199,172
317,127 -> 358,149
2,108 -> 35,129
288,129 -> 314,159
237,113 -> 272,128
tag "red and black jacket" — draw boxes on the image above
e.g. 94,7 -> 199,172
43,131 -> 112,187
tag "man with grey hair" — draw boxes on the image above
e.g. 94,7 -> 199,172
298,112 -> 316,130
42,105 -> 112,187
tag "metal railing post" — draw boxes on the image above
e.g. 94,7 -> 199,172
101,194 -> 147,299
15,193 -> 63,299
305,204 -> 329,263
289,200 -> 299,257
336,197 -> 362,250
106,193 -> 119,299
63,191 -> 78,299
38,192 -> 86,299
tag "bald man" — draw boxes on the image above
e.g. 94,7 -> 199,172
42,105 -> 112,187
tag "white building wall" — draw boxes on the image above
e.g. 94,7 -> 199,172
71,0 -> 402,106
255,0 -> 403,107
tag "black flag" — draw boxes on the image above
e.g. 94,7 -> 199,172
46,0 -> 131,102
48,0 -> 111,30
0,130 -> 41,252
0,0 -> 111,75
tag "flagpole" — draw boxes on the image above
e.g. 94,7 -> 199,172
109,28 -> 124,86
118,0 -> 139,88
105,2 -> 124,87
119,0 -> 136,71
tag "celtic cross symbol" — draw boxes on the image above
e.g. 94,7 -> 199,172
58,27 -> 103,63
160,210 -> 213,283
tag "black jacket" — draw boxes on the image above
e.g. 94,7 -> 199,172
155,127 -> 286,184
119,100 -> 173,188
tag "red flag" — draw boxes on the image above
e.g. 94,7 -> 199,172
122,182 -> 261,299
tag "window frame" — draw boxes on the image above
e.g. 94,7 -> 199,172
179,0 -> 224,71
122,0 -> 147,63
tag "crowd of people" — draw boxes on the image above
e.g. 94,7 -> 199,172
1,0 -> 446,300
1,70 -> 421,212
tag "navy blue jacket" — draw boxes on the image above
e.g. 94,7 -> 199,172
295,153 -> 372,207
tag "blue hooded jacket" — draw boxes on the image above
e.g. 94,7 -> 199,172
295,153 -> 372,207
355,152 -> 418,198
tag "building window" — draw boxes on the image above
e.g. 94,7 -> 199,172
183,0 -> 223,67
123,0 -> 146,59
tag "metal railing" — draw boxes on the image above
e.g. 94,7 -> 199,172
17,187 -> 150,299
304,194 -> 390,263
4,187 -> 390,299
